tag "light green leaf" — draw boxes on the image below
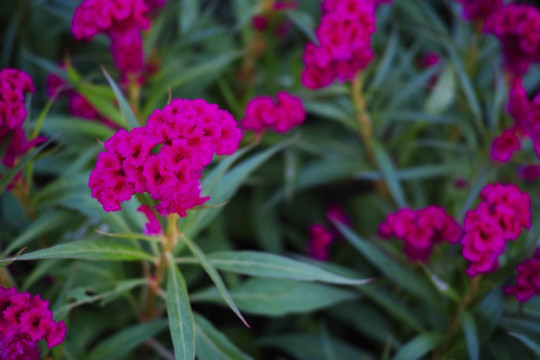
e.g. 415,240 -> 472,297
509,333 -> 540,356
392,333 -> 444,360
166,253 -> 196,360
285,10 -> 318,45
373,141 -> 407,208
194,313 -> 253,360
425,66 -> 456,114
206,251 -> 371,285
180,0 -> 199,35
101,67 -> 139,129
461,311 -> 479,360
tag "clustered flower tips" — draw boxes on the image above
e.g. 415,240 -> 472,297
484,4 -> 540,77
241,92 -> 306,134
89,98 -> 242,216
308,224 -> 334,261
301,0 -> 380,89
71,0 -> 150,82
0,69 -> 45,169
456,0 -> 503,22
462,184 -> 531,277
505,249 -> 540,302
379,206 -> 461,262
0,287 -> 66,360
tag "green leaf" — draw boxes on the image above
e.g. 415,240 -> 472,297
284,10 -> 318,45
461,311 -> 479,360
391,333 -> 444,360
371,30 -> 399,89
194,313 -> 253,360
333,221 -> 440,306
180,235 -> 249,327
101,67 -> 139,129
192,278 -> 357,316
87,320 -> 167,360
373,141 -> 407,208
166,253 -> 196,360
206,251 -> 371,285
180,0 -> 199,35
425,66 -> 456,114
509,333 -> 540,356
4,240 -> 155,262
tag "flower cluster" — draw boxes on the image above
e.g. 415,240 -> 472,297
241,92 -> 305,133
505,248 -> 540,302
308,224 -> 334,261
0,69 -> 44,169
71,0 -> 150,82
379,206 -> 461,262
457,0 -> 503,21
0,287 -> 66,360
462,184 -> 531,277
89,99 -> 242,216
301,0 -> 379,89
252,1 -> 297,35
491,78 -> 540,163
484,4 -> 540,76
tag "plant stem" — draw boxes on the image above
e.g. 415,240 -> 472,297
351,72 -> 375,164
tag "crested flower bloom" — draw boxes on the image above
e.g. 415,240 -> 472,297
456,0 -> 503,21
308,224 -> 334,261
379,206 -> 461,262
89,99 -> 242,216
241,92 -> 306,133
462,184 -> 531,277
490,128 -> 521,163
301,0 -> 380,89
0,69 -> 45,170
505,249 -> 540,302
71,0 -> 150,83
484,4 -> 540,76
0,287 -> 66,360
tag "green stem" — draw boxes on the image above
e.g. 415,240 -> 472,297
351,72 -> 375,164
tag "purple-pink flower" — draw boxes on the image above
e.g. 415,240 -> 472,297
0,287 -> 66,360
308,224 -> 334,261
462,184 -> 531,277
484,4 -> 540,76
505,249 -> 540,302
241,92 -> 306,133
490,127 -> 521,163
89,99 -> 242,216
379,206 -> 461,262
456,0 -> 503,21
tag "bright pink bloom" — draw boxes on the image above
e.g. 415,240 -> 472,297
89,99 -> 242,216
462,184 -> 531,277
301,0 -> 378,89
71,0 -> 150,82
0,287 -> 66,360
241,92 -> 305,134
137,205 -> 163,235
379,206 -> 461,262
485,4 -> 540,76
457,0 -> 503,21
308,224 -> 334,261
505,250 -> 540,302
490,127 -> 521,163
252,15 -> 268,31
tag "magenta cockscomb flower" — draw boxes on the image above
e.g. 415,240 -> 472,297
71,0 -> 150,83
505,249 -> 540,302
241,91 -> 305,134
89,99 -> 242,216
0,69 -> 45,170
490,128 -> 521,163
0,287 -> 66,360
379,206 -> 461,262
484,4 -> 540,76
301,0 -> 380,89
462,184 -> 531,277
308,224 -> 334,261
456,0 -> 503,21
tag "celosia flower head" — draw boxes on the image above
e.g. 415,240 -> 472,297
308,224 -> 334,261
89,99 -> 242,216
462,184 -> 531,277
490,127 -> 521,163
505,249 -> 540,302
485,4 -> 540,76
457,0 -> 503,21
301,0 -> 382,89
241,92 -> 306,133
0,287 -> 66,360
379,206 -> 461,262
